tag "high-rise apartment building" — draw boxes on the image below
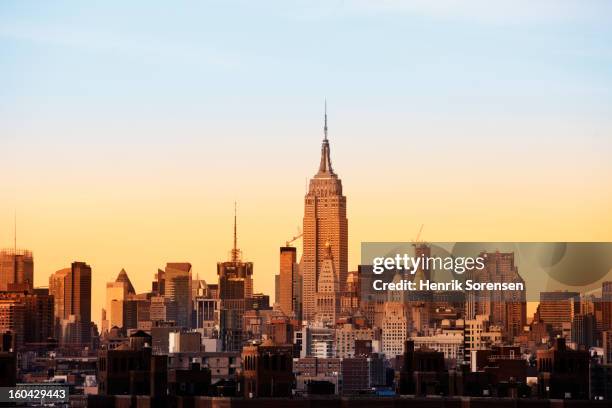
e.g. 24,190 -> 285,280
302,108 -> 348,321
0,249 -> 33,292
48,261 -> 92,346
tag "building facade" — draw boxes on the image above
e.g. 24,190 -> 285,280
302,110 -> 348,322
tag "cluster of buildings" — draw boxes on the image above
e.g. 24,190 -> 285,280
1,116 -> 612,406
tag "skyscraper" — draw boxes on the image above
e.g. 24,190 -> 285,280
164,263 -> 192,328
49,261 -> 92,346
602,281 -> 612,331
278,246 -> 297,317
217,204 -> 253,300
0,289 -> 54,346
217,204 -> 252,351
104,268 -> 136,330
0,249 -> 33,292
0,299 -> 25,349
465,251 -> 526,339
302,106 -> 348,322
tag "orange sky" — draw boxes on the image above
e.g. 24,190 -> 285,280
2,115 -> 612,327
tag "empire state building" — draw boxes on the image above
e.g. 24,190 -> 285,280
302,107 -> 348,322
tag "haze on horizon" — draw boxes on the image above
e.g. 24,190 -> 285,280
1,1 -> 612,325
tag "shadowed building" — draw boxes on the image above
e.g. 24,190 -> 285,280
0,299 -> 24,348
0,289 -> 54,346
0,348 -> 16,387
398,340 -> 450,396
98,330 -> 168,397
49,261 -> 92,347
242,339 -> 294,398
164,263 -> 192,328
603,281 -> 612,331
537,337 -> 589,399
279,246 -> 297,317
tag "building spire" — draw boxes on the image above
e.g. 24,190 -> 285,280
231,201 -> 241,262
324,98 -> 328,141
13,209 -> 17,253
318,100 -> 334,175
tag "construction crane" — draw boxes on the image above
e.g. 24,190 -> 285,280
285,227 -> 303,247
412,224 -> 425,247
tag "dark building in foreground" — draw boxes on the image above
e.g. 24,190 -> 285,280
98,331 -> 168,396
168,362 -> 211,396
398,340 -> 451,396
73,395 -> 612,408
242,339 -> 293,398
0,349 -> 16,387
537,337 -> 589,399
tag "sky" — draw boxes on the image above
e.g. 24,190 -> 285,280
1,1 -> 612,326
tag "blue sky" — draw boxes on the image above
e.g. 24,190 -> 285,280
2,0 -> 612,126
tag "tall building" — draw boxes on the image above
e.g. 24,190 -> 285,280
217,206 -> 252,351
49,261 -> 92,346
465,251 -> 526,340
164,263 -> 192,328
278,246 -> 297,317
217,207 -> 253,300
602,281 -> 612,331
381,302 -> 408,359
150,295 -> 178,323
104,269 -> 136,330
0,249 -> 33,292
539,291 -> 580,333
0,289 -> 54,345
274,274 -> 280,305
571,313 -> 596,348
604,330 -> 612,364
0,299 -> 25,349
302,107 -> 348,322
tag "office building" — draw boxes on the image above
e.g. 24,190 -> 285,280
0,249 -> 33,292
302,108 -> 348,321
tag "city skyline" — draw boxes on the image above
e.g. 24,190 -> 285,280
3,2 -> 612,404
1,107 -> 611,327
2,1 -> 612,329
